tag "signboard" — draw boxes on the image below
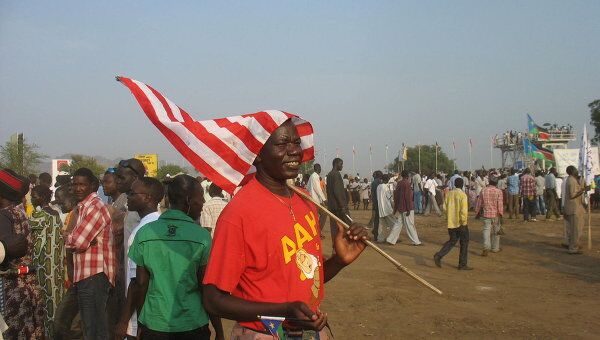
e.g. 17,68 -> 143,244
134,154 -> 159,177
51,159 -> 71,189
553,148 -> 599,177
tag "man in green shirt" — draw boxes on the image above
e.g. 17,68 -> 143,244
128,174 -> 223,339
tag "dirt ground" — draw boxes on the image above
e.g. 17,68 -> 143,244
218,208 -> 600,339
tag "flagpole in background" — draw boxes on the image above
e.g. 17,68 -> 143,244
490,136 -> 493,168
468,138 -> 473,173
385,144 -> 389,173
352,145 -> 356,175
418,143 -> 421,174
323,147 -> 326,166
369,144 -> 373,175
435,142 -> 439,174
452,140 -> 456,171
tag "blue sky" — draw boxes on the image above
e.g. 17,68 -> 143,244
1,1 -> 598,175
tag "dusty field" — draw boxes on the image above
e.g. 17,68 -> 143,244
219,209 -> 600,339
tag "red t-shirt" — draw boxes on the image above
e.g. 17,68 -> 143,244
203,178 -> 325,331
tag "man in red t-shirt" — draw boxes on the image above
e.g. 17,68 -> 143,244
203,119 -> 369,339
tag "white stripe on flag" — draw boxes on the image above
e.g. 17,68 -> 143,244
136,82 -> 245,185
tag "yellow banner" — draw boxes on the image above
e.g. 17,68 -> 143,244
134,154 -> 159,177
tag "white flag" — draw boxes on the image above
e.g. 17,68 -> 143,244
579,125 -> 594,186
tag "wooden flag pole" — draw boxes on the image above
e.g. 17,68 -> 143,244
588,197 -> 592,250
287,182 -> 443,295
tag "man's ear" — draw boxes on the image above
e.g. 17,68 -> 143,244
254,155 -> 262,164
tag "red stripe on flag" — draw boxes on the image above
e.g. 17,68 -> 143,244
148,86 -> 253,173
118,77 -> 238,192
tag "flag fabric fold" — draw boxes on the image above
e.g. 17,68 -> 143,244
116,76 -> 314,194
527,114 -> 550,140
523,138 -> 554,161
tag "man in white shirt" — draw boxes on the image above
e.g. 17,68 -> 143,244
377,174 -> 395,242
200,183 -> 229,237
424,174 -> 442,216
115,178 -> 163,340
306,163 -> 328,234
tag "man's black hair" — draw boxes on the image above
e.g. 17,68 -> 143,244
166,174 -> 200,208
208,183 -> 224,198
31,185 -> 52,203
39,172 -> 52,185
454,177 -> 464,189
73,168 -> 99,187
137,177 -> 165,203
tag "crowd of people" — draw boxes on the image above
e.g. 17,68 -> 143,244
0,152 -> 593,339
301,162 -> 593,270
0,119 -> 373,340
0,115 -> 594,339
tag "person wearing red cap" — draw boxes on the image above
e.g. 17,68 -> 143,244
202,120 -> 370,339
0,168 -> 44,338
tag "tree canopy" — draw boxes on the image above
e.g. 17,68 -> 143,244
0,137 -> 47,175
59,154 -> 106,176
156,163 -> 188,180
387,145 -> 454,175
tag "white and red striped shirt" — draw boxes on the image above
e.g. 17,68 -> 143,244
117,76 -> 314,194
66,192 -> 115,285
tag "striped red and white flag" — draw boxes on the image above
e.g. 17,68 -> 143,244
116,76 -> 314,194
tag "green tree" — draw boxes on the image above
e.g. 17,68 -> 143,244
156,163 -> 187,180
589,99 -> 600,144
0,137 -> 47,175
388,145 -> 454,175
59,154 -> 106,177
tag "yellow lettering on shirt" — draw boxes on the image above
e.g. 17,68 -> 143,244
281,235 -> 297,264
281,214 -> 321,264
294,223 -> 313,250
304,212 -> 318,236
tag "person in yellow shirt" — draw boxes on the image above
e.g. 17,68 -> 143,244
434,177 -> 472,270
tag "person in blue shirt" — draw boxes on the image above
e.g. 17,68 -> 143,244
506,169 -> 520,219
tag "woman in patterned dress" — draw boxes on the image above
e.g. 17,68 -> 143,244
30,185 -> 66,338
0,169 -> 44,339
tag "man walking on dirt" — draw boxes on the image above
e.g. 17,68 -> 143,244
434,177 -> 472,270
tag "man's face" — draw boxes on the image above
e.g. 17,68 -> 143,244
256,121 -> 303,181
60,198 -> 76,213
31,190 -> 44,208
335,160 -> 344,172
188,183 -> 205,221
314,164 -> 321,174
72,176 -> 94,201
103,173 -> 117,197
116,167 -> 138,193
127,180 -> 148,213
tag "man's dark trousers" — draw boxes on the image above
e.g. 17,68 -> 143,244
522,196 -> 537,221
76,272 -> 111,340
329,209 -> 352,248
53,285 -> 80,340
372,203 -> 380,240
435,225 -> 469,268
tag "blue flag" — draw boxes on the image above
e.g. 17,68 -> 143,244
260,317 -> 286,339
